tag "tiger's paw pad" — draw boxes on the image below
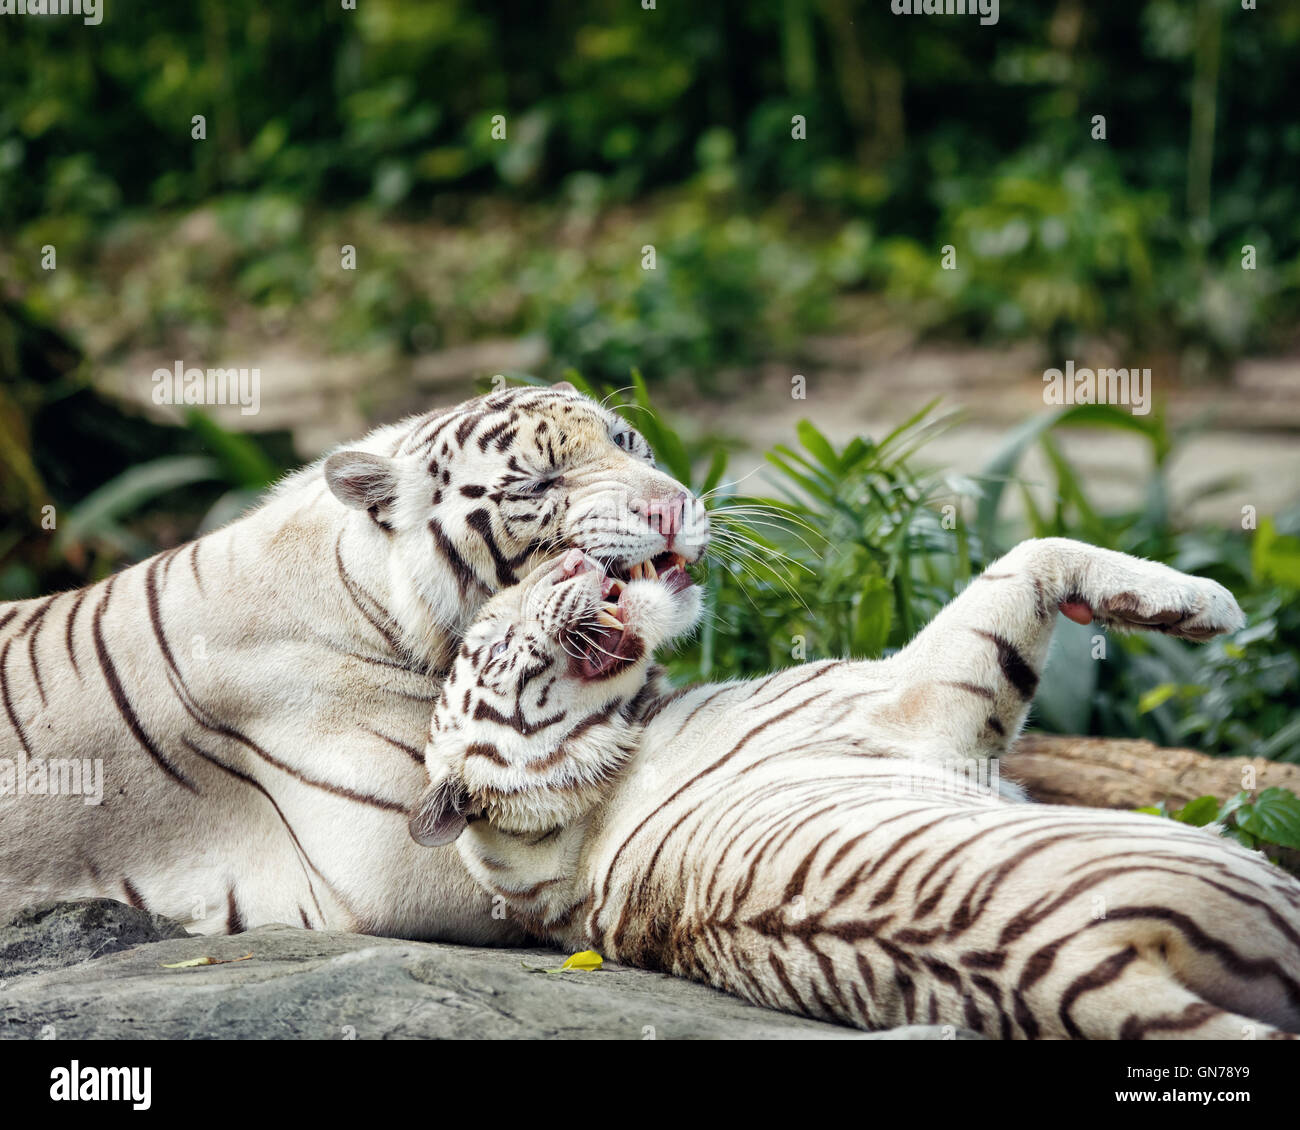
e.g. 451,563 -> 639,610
1097,576 -> 1245,641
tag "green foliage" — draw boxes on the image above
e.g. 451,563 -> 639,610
5,2 -> 1300,365
974,403 -> 1300,761
0,299 -> 292,600
542,374 -> 1298,763
541,374 -> 980,680
1137,787 -> 1300,859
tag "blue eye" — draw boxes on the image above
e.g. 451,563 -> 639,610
490,639 -> 509,657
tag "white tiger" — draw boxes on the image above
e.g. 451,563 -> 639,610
0,384 -> 708,938
419,537 -> 1300,1040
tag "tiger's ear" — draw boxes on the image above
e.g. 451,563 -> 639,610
551,380 -> 576,393
408,776 -> 471,847
325,451 -> 399,512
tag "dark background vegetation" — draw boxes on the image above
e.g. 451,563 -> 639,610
1,1 -> 1298,788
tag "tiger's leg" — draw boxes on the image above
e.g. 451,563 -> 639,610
1029,952 -> 1297,1040
886,537 -> 1244,761
456,819 -> 593,937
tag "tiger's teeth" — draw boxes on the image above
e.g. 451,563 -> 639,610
596,611 -> 625,630
601,602 -> 622,615
630,563 -> 644,580
644,559 -> 657,580
671,553 -> 687,569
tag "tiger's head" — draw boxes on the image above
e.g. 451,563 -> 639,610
408,548 -> 700,845
323,383 -> 709,666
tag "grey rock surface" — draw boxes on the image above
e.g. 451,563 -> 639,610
0,900 -> 981,1040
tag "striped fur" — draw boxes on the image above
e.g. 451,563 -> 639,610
0,385 -> 706,938
438,538 -> 1300,1039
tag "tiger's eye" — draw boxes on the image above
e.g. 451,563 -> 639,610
490,639 -> 509,657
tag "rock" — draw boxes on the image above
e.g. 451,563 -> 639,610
0,900 -> 979,1040
0,900 -> 189,981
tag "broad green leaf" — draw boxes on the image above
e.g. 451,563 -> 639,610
1173,795 -> 1220,827
1215,791 -> 1252,824
1237,787 -> 1300,850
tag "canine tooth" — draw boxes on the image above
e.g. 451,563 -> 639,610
630,562 -> 644,580
644,559 -> 657,580
596,611 -> 625,630
601,602 -> 622,615
672,553 -> 687,568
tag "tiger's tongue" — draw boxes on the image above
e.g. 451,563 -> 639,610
576,623 -> 635,679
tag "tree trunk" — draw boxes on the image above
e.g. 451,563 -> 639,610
1008,733 -> 1300,874
1008,733 -> 1300,811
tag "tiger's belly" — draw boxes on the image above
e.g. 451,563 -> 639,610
553,678 -> 1300,1038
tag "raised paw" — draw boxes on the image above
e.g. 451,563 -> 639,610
1082,571 -> 1245,641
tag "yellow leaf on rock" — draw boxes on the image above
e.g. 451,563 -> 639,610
161,953 -> 253,969
520,949 -> 605,974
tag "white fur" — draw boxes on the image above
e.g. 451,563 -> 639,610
0,386 -> 705,939
444,539 -> 1300,1039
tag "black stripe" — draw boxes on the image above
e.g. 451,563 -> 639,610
21,595 -> 57,708
973,629 -> 1038,699
428,516 -> 485,599
334,535 -> 404,653
121,878 -> 147,911
1058,945 -> 1139,1039
188,540 -> 206,597
92,578 -> 199,793
180,736 -> 334,922
363,726 -> 425,765
226,886 -> 245,934
0,637 -> 34,756
65,587 -> 89,678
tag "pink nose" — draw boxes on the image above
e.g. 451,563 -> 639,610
636,491 -> 688,543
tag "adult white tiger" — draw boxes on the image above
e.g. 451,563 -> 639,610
419,539 -> 1300,1040
0,384 -> 708,938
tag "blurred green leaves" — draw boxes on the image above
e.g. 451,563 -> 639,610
4,1 -> 1300,367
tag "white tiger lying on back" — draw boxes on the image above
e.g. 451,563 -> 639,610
417,538 -> 1300,1040
411,547 -> 697,867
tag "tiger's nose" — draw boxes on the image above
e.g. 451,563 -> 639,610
633,491 -> 688,543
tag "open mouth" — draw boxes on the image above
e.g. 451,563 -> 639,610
559,551 -> 693,680
599,552 -> 693,596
